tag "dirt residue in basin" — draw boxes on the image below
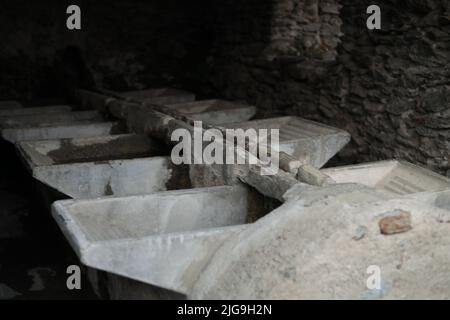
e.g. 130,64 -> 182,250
47,135 -> 167,164
166,163 -> 192,190
104,180 -> 114,196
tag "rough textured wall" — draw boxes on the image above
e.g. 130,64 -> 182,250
205,0 -> 342,104
0,0 -> 212,101
206,0 -> 450,176
334,0 -> 450,175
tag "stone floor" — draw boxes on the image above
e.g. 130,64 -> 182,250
0,139 -> 97,300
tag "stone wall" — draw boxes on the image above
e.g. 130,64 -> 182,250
205,0 -> 450,176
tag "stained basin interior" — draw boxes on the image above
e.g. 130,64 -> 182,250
2,121 -> 125,143
322,160 -> 450,195
18,134 -> 167,166
60,186 -> 248,242
2,122 -> 124,144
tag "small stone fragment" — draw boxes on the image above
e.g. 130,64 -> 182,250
352,226 -> 367,240
379,210 -> 412,235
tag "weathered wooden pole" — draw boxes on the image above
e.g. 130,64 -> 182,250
75,88 -> 332,201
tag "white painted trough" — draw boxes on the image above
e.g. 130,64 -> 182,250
165,99 -> 256,125
121,88 -> 195,105
52,186 -> 249,294
33,157 -> 184,199
0,110 -> 103,129
322,160 -> 450,195
16,134 -> 166,170
224,116 -> 351,168
1,121 -> 123,143
0,105 -> 72,117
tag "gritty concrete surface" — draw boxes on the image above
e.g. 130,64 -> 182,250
191,183 -> 450,299
51,176 -> 450,299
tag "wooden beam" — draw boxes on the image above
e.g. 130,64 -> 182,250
75,88 -> 303,201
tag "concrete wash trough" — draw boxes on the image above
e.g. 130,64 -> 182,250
52,185 -> 249,295
0,105 -> 73,117
1,121 -> 123,143
0,110 -> 103,129
121,88 -> 195,105
32,157 -> 450,201
33,157 -> 183,199
16,134 -> 166,169
322,160 -> 450,195
165,100 -> 256,125
224,116 -> 351,168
